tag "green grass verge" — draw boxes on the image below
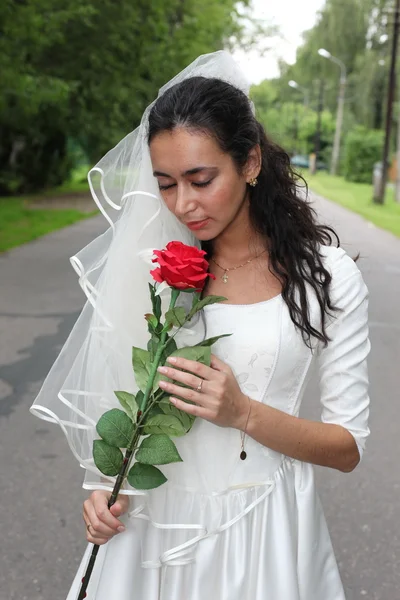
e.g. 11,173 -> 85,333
303,170 -> 400,238
0,165 -> 95,253
43,164 -> 90,196
0,197 -> 96,253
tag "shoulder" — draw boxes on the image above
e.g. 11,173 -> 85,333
318,244 -> 369,316
318,244 -> 362,281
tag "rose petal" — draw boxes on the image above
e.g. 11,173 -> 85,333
150,268 -> 163,283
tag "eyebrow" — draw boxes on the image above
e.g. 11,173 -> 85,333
153,166 -> 218,178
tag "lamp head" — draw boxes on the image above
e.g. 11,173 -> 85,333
318,48 -> 331,58
288,80 -> 298,89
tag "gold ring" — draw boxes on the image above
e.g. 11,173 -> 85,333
86,522 -> 91,532
196,379 -> 203,393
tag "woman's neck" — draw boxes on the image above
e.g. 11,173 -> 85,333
211,198 -> 266,263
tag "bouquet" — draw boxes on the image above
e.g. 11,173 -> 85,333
78,241 -> 229,598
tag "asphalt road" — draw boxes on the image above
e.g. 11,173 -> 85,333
0,194 -> 399,600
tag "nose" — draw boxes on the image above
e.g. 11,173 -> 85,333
174,182 -> 197,218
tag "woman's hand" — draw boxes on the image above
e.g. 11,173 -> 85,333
157,354 -> 249,429
83,490 -> 130,545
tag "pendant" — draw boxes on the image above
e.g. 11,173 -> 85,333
240,450 -> 247,460
222,271 -> 229,284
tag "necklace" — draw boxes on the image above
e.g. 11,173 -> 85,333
211,249 -> 267,283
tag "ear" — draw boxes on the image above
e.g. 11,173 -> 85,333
244,144 -> 262,182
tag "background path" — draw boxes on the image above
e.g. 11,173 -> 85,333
0,193 -> 398,600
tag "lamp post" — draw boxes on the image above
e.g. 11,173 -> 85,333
374,0 -> 400,204
288,81 -> 306,155
318,48 -> 347,176
288,80 -> 309,106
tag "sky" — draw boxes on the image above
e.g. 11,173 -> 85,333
233,0 -> 326,84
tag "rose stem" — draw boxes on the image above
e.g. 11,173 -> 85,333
77,288 -> 180,600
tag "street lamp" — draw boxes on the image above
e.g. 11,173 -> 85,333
318,48 -> 347,176
288,80 -> 309,106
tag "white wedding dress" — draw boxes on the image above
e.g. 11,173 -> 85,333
66,245 -> 370,600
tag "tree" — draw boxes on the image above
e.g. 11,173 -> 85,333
0,0 -> 274,194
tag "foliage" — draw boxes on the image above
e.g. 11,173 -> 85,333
250,0 -> 398,176
93,279 -> 229,491
0,0 -> 273,196
0,196 -> 97,253
343,126 -> 384,183
250,84 -> 336,158
305,170 -> 400,238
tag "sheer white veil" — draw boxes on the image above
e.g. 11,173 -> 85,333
30,50 -> 253,494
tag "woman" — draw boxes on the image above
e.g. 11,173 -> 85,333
30,51 -> 370,600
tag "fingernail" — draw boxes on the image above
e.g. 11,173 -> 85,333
159,380 -> 167,388
157,366 -> 168,373
117,526 -> 126,533
167,356 -> 177,363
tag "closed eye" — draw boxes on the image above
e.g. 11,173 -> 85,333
193,180 -> 212,188
158,180 -> 213,191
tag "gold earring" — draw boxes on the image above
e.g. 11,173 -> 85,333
249,177 -> 258,187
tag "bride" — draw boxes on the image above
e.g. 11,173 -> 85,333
30,51 -> 370,600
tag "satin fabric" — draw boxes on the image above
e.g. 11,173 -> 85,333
67,460 -> 345,600
67,246 -> 370,600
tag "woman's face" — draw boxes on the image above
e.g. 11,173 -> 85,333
149,127 -> 254,241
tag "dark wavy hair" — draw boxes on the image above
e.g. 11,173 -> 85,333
148,76 -> 340,348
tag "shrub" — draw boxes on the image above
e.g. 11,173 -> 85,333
343,126 -> 384,184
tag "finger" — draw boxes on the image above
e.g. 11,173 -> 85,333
170,396 -> 208,418
210,354 -> 231,372
86,527 -> 109,545
166,356 -> 214,379
157,365 -> 205,390
84,499 -> 125,537
158,379 -> 207,406
84,503 -> 119,539
84,517 -> 108,543
110,500 -> 128,518
92,495 -> 127,532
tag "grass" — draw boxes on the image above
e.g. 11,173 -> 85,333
303,170 -> 400,238
0,165 -> 96,253
0,197 -> 97,253
41,164 -> 90,196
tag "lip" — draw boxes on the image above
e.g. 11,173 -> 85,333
185,218 -> 210,231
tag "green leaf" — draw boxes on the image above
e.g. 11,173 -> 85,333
191,291 -> 201,308
159,399 -> 195,432
136,390 -> 144,411
147,334 -> 159,363
132,347 -> 152,393
93,439 -> 124,476
188,295 -> 227,319
179,287 -> 201,293
165,307 -> 186,327
127,462 -> 167,490
142,414 -> 187,437
145,313 -> 158,331
170,345 -> 212,366
135,434 -> 182,465
114,391 -> 139,422
195,333 -> 233,347
163,337 -> 177,357
149,283 -> 162,321
153,345 -> 211,392
144,401 -> 164,420
96,408 -> 135,448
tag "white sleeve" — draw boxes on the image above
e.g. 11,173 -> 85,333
316,248 -> 371,461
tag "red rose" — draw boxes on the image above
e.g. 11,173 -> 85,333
150,241 -> 215,291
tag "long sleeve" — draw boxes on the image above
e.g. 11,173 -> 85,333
317,247 -> 371,460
